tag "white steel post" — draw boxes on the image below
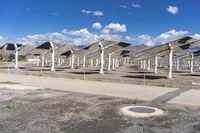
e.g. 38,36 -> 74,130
155,56 -> 158,74
50,42 -> 55,71
36,56 -> 40,66
176,58 -> 180,71
147,60 -> 150,71
58,58 -> 61,67
14,44 -> 19,69
108,53 -> 111,71
83,55 -> 86,68
71,50 -> 74,69
99,42 -> 104,74
190,53 -> 194,73
42,53 -> 45,67
112,58 -> 115,70
168,43 -> 173,79
90,58 -> 93,67
77,58 -> 79,66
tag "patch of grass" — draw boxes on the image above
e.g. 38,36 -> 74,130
0,87 -> 10,90
0,81 -> 19,84
4,102 -> 20,111
27,91 -> 43,95
123,98 -> 138,105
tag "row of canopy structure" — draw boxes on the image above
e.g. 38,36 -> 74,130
127,36 -> 200,79
23,39 -> 131,74
0,43 -> 36,68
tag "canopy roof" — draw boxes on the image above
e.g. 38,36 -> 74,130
130,36 -> 200,60
74,39 -> 131,59
27,42 -> 63,56
45,44 -> 76,58
0,43 -> 23,51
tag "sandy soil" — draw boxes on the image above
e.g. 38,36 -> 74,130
0,88 -> 200,133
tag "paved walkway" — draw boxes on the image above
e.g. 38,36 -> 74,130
0,73 -> 199,107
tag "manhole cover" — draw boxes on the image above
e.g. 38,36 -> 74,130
120,106 -> 164,118
128,107 -> 155,113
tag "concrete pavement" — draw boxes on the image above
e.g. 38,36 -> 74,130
0,73 -> 199,107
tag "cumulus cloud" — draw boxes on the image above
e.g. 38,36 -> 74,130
16,32 -> 68,45
92,22 -> 102,30
82,9 -> 103,16
101,23 -> 127,33
138,29 -> 190,46
132,4 -> 141,8
81,9 -> 92,14
0,35 -> 3,40
15,26 -> 129,46
125,36 -> 135,42
93,11 -> 104,16
138,34 -> 155,46
167,6 -> 179,15
193,34 -> 200,40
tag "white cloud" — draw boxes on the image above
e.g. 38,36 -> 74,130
102,23 -> 127,33
93,11 -> 103,16
16,26 -> 128,46
138,34 -> 155,46
81,9 -> 92,14
193,34 -> 200,40
120,5 -> 127,9
167,6 -> 179,15
132,4 -> 141,8
92,22 -> 102,30
125,36 -> 134,42
0,35 -> 3,40
82,9 -> 103,17
16,32 -> 67,45
99,34 -> 122,41
138,29 -> 190,46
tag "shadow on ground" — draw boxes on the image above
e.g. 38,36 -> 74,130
122,75 -> 166,80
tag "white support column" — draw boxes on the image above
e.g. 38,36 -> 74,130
190,53 -> 194,73
83,55 -> 86,68
90,58 -> 93,67
143,60 -> 146,70
61,58 -> 63,66
168,43 -> 173,79
36,56 -> 40,66
154,56 -> 158,74
176,58 -> 180,71
96,59 -> 99,67
42,53 -> 45,67
198,61 -> 200,72
147,60 -> 150,71
112,58 -> 115,70
50,42 -> 55,71
115,57 -> 118,68
34,57 -> 37,65
108,53 -> 112,71
99,42 -> 104,74
77,58 -> 79,66
140,60 -> 143,69
69,57 -> 72,67
58,58 -> 60,66
45,58 -> 48,65
14,44 -> 19,69
71,50 -> 74,69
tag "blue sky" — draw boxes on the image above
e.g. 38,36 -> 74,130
0,0 -> 200,45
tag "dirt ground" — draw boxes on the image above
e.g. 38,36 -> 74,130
1,88 -> 200,133
0,63 -> 199,90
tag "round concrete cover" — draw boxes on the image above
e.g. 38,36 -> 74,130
120,106 -> 164,118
